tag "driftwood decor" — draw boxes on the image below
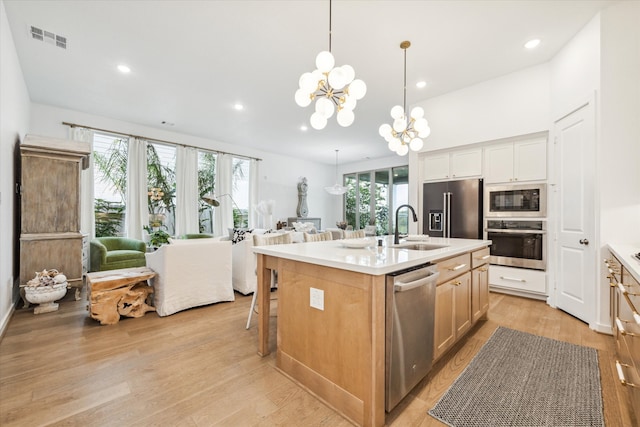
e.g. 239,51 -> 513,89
86,267 -> 156,325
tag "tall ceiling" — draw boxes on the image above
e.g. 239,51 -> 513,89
4,0 -> 615,164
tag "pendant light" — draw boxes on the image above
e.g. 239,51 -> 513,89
379,41 -> 431,156
325,149 -> 347,195
295,0 -> 366,130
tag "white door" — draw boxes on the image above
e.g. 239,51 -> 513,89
554,102 -> 596,324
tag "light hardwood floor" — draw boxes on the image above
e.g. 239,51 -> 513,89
0,289 -> 635,426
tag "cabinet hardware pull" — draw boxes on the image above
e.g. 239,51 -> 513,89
618,283 -> 640,296
616,318 -> 639,337
475,254 -> 490,260
615,361 -> 638,387
478,267 -> 488,272
453,280 -> 462,286
448,263 -> 467,271
500,276 -> 526,283
621,293 -> 640,326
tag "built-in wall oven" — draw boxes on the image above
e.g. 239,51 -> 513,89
485,183 -> 546,218
486,220 -> 546,270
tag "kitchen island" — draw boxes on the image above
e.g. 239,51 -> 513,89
253,236 -> 491,427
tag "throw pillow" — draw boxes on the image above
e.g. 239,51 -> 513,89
231,228 -> 254,244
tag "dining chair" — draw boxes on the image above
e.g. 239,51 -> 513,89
246,232 -> 293,329
344,229 -> 366,239
303,231 -> 333,242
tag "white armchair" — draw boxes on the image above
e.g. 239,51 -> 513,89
145,239 -> 234,316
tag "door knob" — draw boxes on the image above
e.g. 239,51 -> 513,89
579,238 -> 589,245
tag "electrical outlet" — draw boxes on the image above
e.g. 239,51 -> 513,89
310,287 -> 324,311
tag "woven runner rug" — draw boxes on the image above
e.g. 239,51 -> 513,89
429,327 -> 604,427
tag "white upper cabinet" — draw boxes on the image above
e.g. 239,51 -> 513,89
484,137 -> 547,183
422,148 -> 482,181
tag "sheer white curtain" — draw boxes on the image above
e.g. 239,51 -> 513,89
71,127 -> 95,240
249,159 -> 260,228
175,146 -> 199,236
214,153 -> 233,236
125,137 -> 148,240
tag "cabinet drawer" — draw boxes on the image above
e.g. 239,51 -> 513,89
471,247 -> 490,269
436,253 -> 470,285
489,265 -> 546,294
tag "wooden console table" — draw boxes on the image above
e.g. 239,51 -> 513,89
86,267 -> 156,325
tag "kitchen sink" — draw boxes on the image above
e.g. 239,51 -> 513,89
392,243 -> 449,251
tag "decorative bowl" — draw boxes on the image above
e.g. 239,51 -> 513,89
24,282 -> 68,314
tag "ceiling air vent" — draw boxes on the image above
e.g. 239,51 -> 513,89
30,25 -> 67,49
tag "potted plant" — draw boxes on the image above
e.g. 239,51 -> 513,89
145,227 -> 170,248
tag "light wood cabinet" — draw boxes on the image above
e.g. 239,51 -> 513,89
605,253 -> 640,420
19,135 -> 90,297
422,148 -> 482,181
434,271 -> 471,361
471,247 -> 490,324
484,137 -> 547,183
433,252 -> 473,361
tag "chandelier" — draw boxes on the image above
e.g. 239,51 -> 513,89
325,149 -> 347,195
295,0 -> 366,130
379,41 -> 430,156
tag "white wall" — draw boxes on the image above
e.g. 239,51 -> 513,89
413,63 -> 551,152
599,1 -> 640,245
0,0 -> 31,333
28,103 -> 340,230
598,1 -> 640,328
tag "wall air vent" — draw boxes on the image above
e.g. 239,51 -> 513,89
30,26 -> 66,49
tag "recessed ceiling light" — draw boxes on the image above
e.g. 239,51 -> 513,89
524,39 -> 541,49
117,64 -> 131,73
233,103 -> 244,111
300,125 -> 308,131
416,81 -> 427,89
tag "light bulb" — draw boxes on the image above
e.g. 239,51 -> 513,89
378,123 -> 392,137
414,117 -> 428,132
393,118 -> 406,133
410,106 -> 424,119
328,67 -> 347,90
315,51 -> 335,73
396,144 -> 409,156
418,126 -> 431,138
341,65 -> 355,84
349,79 -> 367,100
337,109 -> 355,127
295,89 -> 312,107
342,94 -> 356,110
315,97 -> 335,118
299,72 -> 315,92
310,112 -> 327,130
409,138 -> 424,151
390,105 -> 404,119
388,138 -> 401,152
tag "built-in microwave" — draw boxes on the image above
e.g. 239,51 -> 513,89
485,183 -> 546,218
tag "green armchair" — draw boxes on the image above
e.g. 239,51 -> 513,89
177,233 -> 214,239
90,237 -> 147,272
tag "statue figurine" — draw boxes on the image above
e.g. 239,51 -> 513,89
297,177 -> 309,218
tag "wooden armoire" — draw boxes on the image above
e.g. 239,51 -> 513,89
19,134 -> 91,299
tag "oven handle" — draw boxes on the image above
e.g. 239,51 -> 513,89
486,229 -> 546,234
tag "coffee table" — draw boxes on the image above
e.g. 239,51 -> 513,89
86,267 -> 156,325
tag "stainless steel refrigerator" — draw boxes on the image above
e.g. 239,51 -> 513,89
422,178 -> 483,239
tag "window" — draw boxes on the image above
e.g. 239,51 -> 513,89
92,133 -> 127,237
147,142 -> 176,235
197,151 -> 217,233
344,165 -> 408,235
231,157 -> 250,228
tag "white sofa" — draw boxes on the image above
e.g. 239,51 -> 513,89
220,229 -> 304,295
145,238 -> 234,316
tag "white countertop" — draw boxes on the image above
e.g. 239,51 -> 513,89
608,243 -> 640,283
252,236 -> 492,276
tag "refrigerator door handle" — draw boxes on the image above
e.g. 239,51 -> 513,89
444,192 -> 451,237
443,192 -> 448,238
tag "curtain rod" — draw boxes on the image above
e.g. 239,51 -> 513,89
62,121 -> 262,161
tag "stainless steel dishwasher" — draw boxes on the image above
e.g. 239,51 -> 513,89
385,263 -> 440,412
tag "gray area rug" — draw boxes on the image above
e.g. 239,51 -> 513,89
429,327 -> 604,427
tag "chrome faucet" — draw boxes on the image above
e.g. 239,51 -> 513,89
394,204 -> 418,244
